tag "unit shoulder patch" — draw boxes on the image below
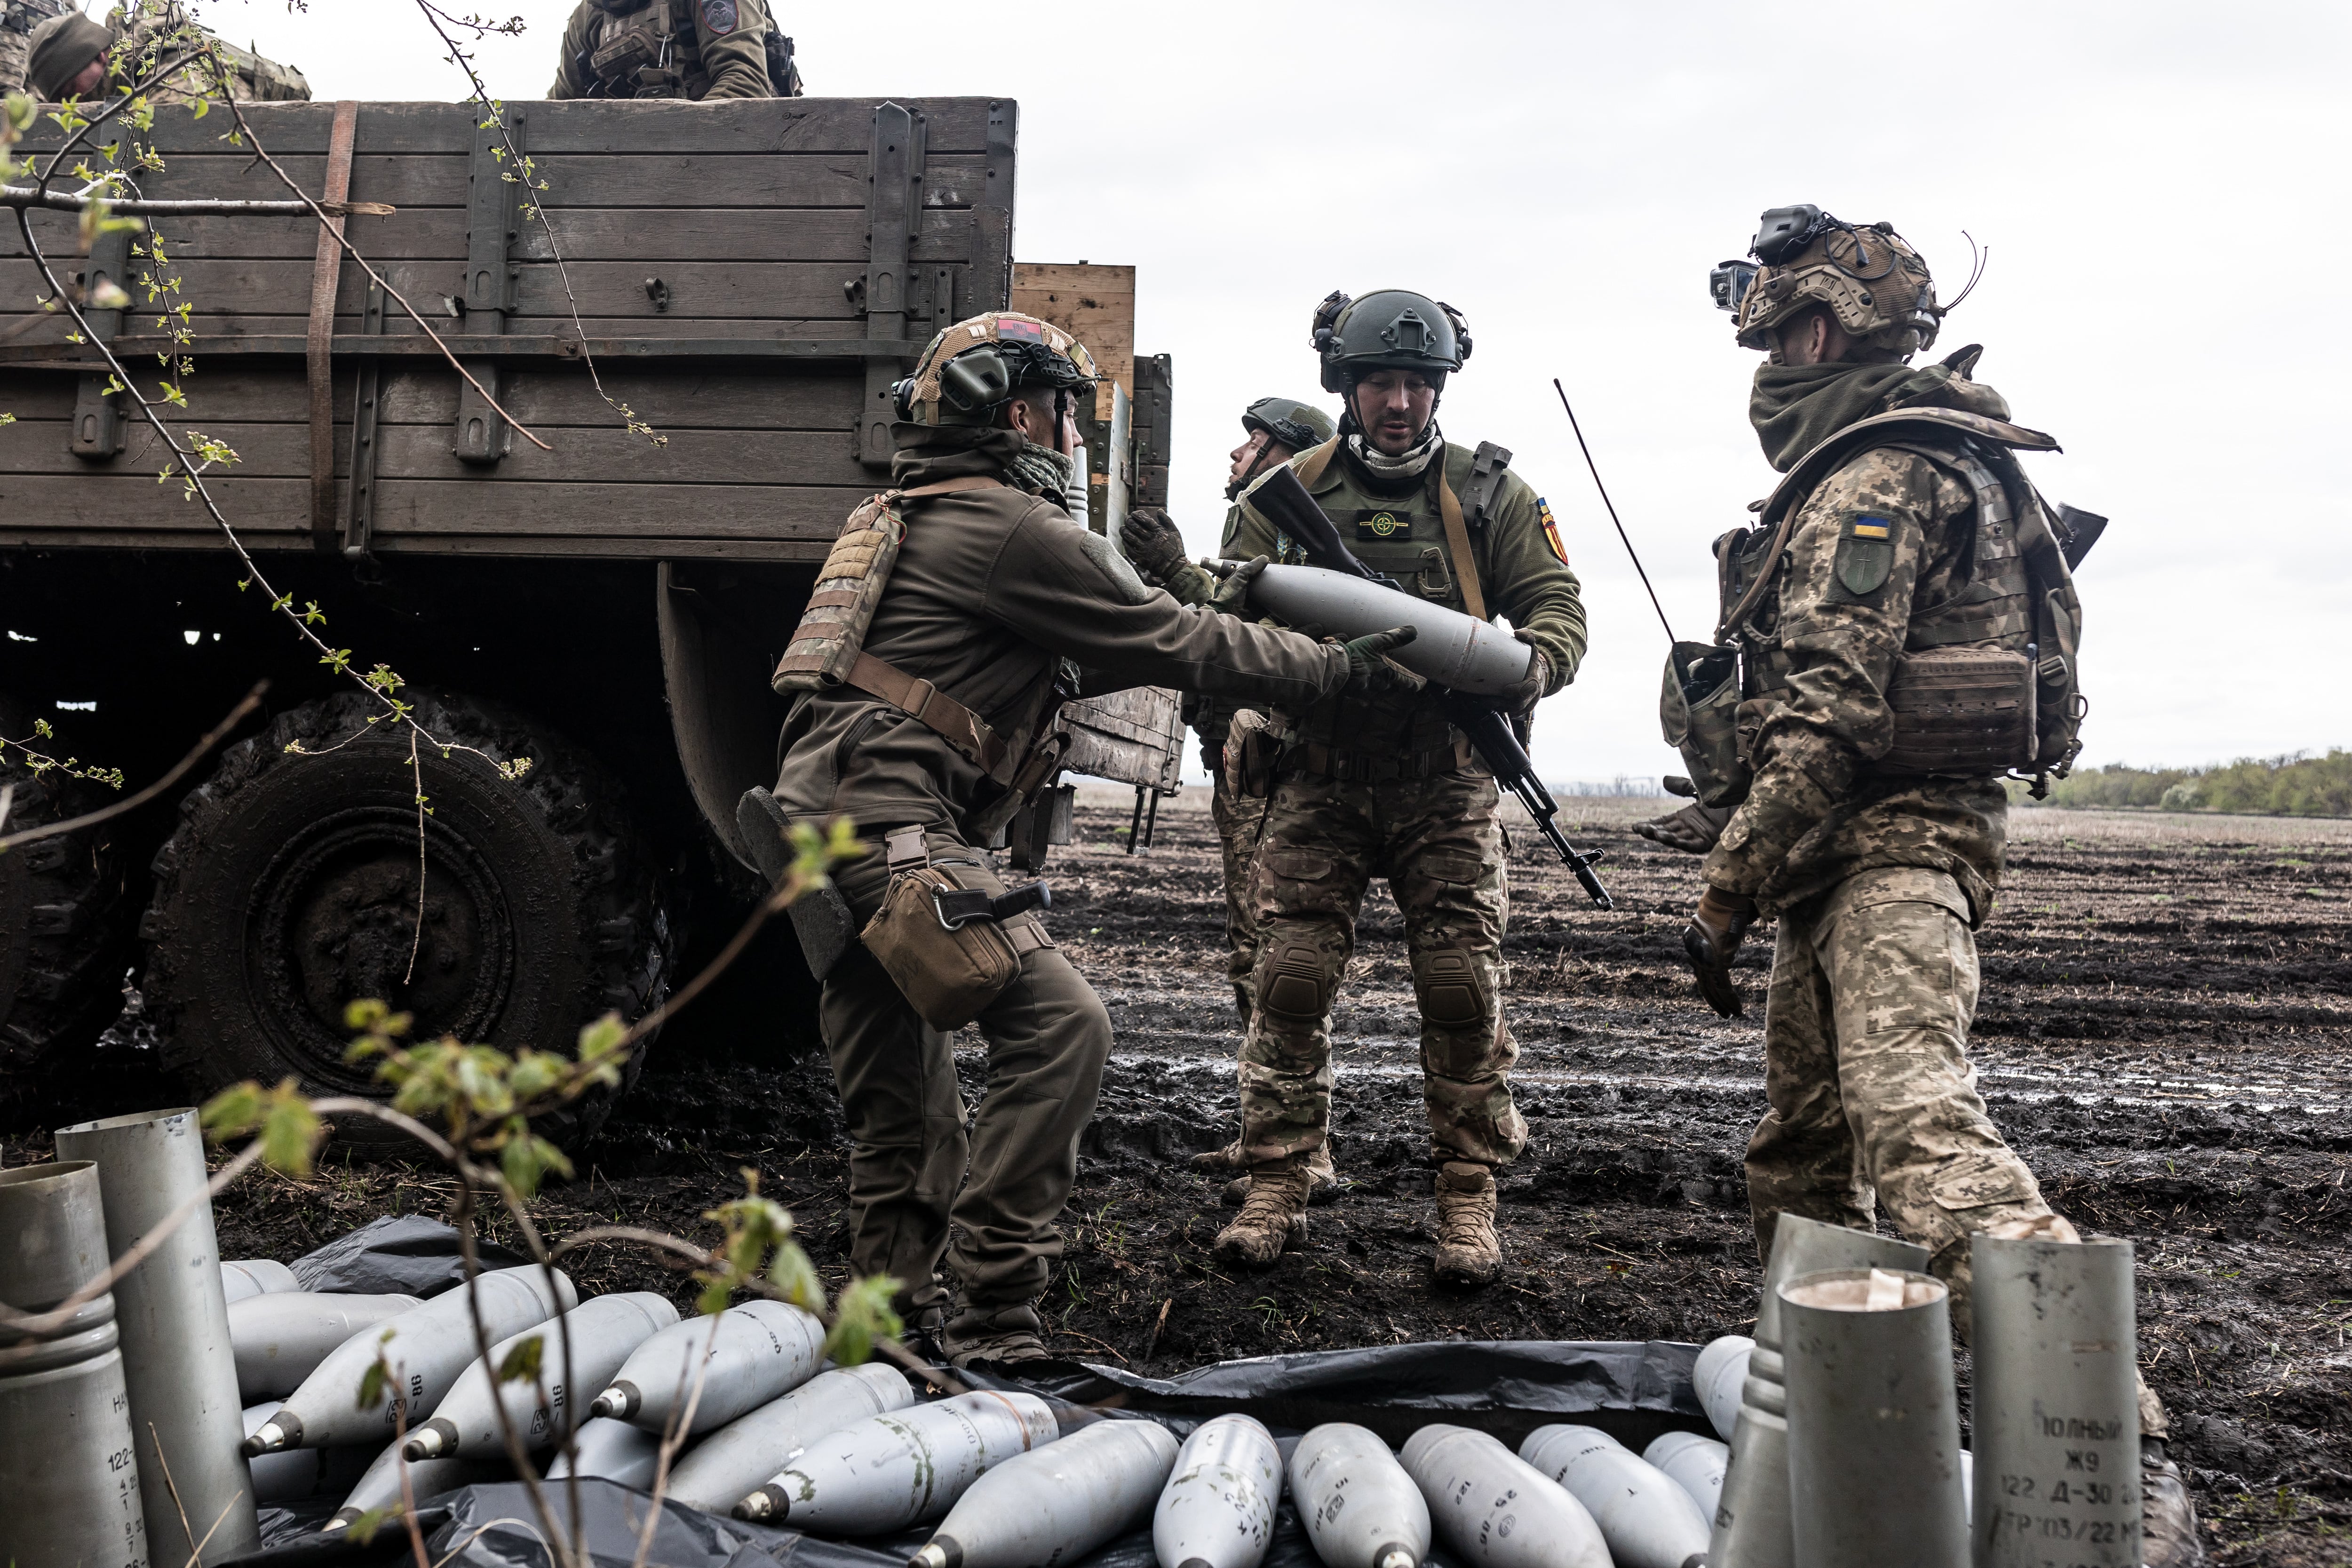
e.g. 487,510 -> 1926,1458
1537,496 -> 1568,565
1832,513 -> 1897,599
700,0 -> 739,34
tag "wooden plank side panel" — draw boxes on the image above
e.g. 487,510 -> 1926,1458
11,98 -> 1000,159
368,479 -> 863,541
1011,263 -> 1136,411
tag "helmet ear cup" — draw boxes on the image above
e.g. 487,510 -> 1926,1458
938,348 -> 1012,416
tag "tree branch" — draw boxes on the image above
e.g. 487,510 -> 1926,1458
0,682 -> 266,856
0,185 -> 395,218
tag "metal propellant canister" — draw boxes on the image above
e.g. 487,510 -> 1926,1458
55,1109 -> 260,1564
1780,1267 -> 1969,1568
0,1161 -> 149,1568
1969,1237 -> 2141,1568
1708,1214 -> 1929,1568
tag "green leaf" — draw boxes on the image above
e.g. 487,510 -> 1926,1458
767,1242 -> 826,1314
260,1089 -> 323,1178
347,1505 -> 395,1546
696,1279 -> 732,1317
496,1333 -> 544,1385
822,1274 -> 903,1367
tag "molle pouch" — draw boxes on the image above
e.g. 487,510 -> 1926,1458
1660,642 -> 1750,808
1880,646 -> 2038,776
858,831 -> 1051,1030
771,495 -> 905,694
588,25 -> 658,83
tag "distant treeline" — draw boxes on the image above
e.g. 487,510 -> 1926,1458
2026,750 -> 2352,817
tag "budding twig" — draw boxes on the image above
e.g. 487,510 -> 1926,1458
0,682 -> 266,856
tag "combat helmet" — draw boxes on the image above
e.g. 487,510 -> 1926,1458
1241,396 -> 1335,454
1311,289 -> 1472,395
1713,205 -> 1940,361
893,311 -> 1100,427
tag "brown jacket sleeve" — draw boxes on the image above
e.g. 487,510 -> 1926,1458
695,0 -> 773,98
985,503 -> 1348,706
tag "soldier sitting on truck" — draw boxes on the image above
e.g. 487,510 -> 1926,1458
744,312 -> 1421,1367
26,6 -> 308,101
549,0 -> 797,100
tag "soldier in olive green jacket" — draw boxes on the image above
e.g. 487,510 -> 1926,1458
1141,290 -> 1586,1287
549,0 -> 775,100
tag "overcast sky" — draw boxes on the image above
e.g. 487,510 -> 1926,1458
126,0 -> 2351,784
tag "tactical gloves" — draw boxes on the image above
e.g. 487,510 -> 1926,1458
1121,506 -> 1221,604
1209,556 -> 1268,617
1336,626 -> 1425,695
1503,639 -> 1550,716
1636,801 -> 1735,854
1684,886 -> 1756,1017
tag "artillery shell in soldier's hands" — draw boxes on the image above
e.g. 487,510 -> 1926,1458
545,1417 -> 664,1490
242,1265 -> 576,1454
1519,1423 -> 1709,1568
1403,1424 -> 1609,1568
590,1297 -> 826,1435
1641,1430 -> 1728,1523
1153,1413 -> 1283,1568
220,1258 -> 301,1305
1288,1423 -> 1430,1568
733,1389 -> 1059,1533
912,1417 -> 1179,1568
667,1361 -> 915,1513
402,1291 -> 677,1461
1246,565 -> 1533,696
1692,1334 -> 1753,1442
229,1292 -> 421,1401
322,1437 -> 505,1532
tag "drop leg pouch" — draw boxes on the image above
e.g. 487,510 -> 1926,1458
1660,641 -> 1751,808
860,863 -> 1045,1030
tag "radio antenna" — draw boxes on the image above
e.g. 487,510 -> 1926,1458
1552,378 -> 1677,644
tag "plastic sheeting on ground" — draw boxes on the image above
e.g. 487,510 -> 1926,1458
219,1339 -> 1709,1568
289,1215 -> 531,1298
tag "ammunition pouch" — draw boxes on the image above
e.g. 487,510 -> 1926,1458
859,829 -> 1051,1030
588,25 -> 659,83
1878,646 -> 2037,776
1659,642 -> 1750,808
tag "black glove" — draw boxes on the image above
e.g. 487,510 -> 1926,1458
1336,626 -> 1424,694
1636,801 -> 1734,854
1684,887 -> 1756,1017
1121,506 -> 1188,577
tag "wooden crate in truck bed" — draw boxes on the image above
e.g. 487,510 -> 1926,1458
0,96 -> 1014,557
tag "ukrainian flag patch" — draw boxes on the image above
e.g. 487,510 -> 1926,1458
1538,497 -> 1568,564
1851,518 -> 1891,540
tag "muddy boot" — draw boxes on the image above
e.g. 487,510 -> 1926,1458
938,1301 -> 1052,1370
1223,1144 -> 1341,1207
1433,1161 -> 1502,1287
1214,1161 -> 1310,1269
1192,1138 -> 1246,1174
2140,1439 -> 2205,1568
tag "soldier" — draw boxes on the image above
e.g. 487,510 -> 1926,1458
548,0 -> 788,101
1202,289 -> 1587,1286
750,312 -> 1419,1368
27,7 -> 308,102
1,0 -> 71,96
1128,397 -> 1344,1209
1682,205 -> 2199,1563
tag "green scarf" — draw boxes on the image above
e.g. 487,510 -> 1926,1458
1748,360 -> 2011,473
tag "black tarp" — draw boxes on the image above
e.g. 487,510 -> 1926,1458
223,1339 -> 1710,1568
290,1215 -> 531,1298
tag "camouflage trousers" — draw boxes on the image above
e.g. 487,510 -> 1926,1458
1745,866 -> 2057,1336
1237,767 -> 1527,1170
1211,772 -> 1271,1021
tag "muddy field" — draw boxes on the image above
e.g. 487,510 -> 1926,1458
11,793 -> 2351,1564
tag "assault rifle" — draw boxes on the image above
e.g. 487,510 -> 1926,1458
1245,466 -> 1614,910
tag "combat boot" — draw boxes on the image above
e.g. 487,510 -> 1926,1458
1213,1161 -> 1310,1269
1221,1144 -> 1341,1207
938,1301 -> 1053,1370
1433,1161 -> 1502,1287
2140,1439 -> 2206,1568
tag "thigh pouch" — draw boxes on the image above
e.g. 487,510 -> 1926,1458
859,828 -> 1053,1031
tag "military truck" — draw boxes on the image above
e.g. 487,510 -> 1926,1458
0,97 -> 1183,1138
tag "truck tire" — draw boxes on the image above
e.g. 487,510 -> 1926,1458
141,691 -> 671,1152
0,699 -> 133,1098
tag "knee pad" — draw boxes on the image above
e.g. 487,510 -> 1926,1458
1410,946 -> 1490,1029
1257,939 -> 1339,1024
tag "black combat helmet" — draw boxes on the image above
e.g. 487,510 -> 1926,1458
1241,396 -> 1336,454
1310,289 -> 1472,395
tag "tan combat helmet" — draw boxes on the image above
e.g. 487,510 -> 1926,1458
892,311 -> 1099,427
1716,205 -> 1939,362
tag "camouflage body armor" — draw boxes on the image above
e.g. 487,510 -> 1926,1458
1665,407 -> 2088,803
0,0 -> 71,94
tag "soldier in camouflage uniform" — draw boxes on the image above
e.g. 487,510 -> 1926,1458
1,0 -> 70,96
1680,206 -> 2199,1565
1201,290 -> 1586,1285
27,6 -> 308,101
